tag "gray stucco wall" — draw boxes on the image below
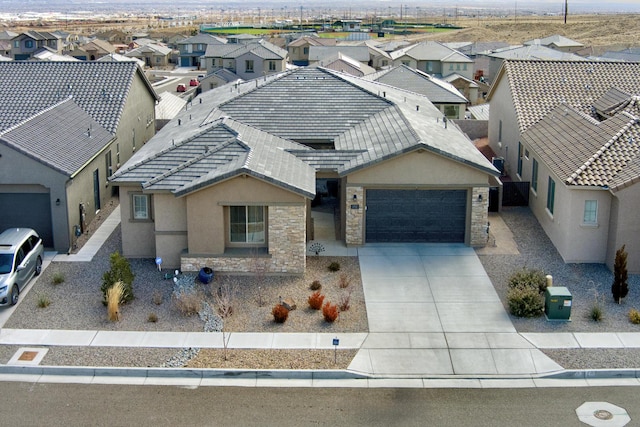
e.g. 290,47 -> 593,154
453,119 -> 488,140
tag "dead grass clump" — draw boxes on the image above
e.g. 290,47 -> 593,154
107,281 -> 124,321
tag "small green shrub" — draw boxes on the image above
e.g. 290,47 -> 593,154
310,280 -> 322,291
51,272 -> 65,285
37,294 -> 51,308
308,291 -> 325,310
272,304 -> 289,323
148,312 -> 158,323
629,309 -> 640,325
508,267 -> 547,294
328,261 -> 341,272
507,286 -> 544,318
101,252 -> 135,304
322,301 -> 339,323
590,305 -> 604,322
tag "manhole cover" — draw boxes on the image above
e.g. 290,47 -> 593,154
18,351 -> 38,361
594,410 -> 613,420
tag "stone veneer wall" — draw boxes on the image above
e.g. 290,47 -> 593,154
181,204 -> 306,274
345,186 -> 364,245
470,187 -> 489,247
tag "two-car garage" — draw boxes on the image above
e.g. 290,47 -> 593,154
365,189 -> 467,243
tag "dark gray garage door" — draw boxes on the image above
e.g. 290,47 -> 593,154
365,189 -> 467,243
0,193 -> 53,247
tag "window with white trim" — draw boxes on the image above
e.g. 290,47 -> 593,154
245,60 -> 254,73
583,200 -> 597,224
132,194 -> 151,220
229,206 -> 265,244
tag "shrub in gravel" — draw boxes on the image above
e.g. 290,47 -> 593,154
173,289 -> 204,317
51,272 -> 65,285
508,267 -> 547,294
322,301 -> 339,323
339,289 -> 352,311
308,291 -> 325,310
272,304 -> 289,323
507,285 -> 544,318
107,282 -> 124,321
612,245 -> 629,304
328,261 -> 341,272
36,294 -> 51,308
338,274 -> 351,289
310,280 -> 322,291
629,309 -> 640,325
148,313 -> 158,323
101,251 -> 135,305
152,290 -> 163,305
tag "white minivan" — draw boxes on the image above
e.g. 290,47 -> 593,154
0,228 -> 44,306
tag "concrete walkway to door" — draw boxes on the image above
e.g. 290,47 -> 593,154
348,243 -> 563,377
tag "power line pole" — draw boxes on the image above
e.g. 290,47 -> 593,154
564,0 -> 568,24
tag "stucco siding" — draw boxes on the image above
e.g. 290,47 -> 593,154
607,185 -> 640,273
120,185 -> 156,258
488,77 -> 519,176
346,149 -> 489,186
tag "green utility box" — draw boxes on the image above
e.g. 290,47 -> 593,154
545,286 -> 572,321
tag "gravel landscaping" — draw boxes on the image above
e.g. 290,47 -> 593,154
2,204 -> 640,371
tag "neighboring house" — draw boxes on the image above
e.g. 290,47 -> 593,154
94,29 -> 131,45
443,41 -> 512,81
177,33 -> 227,68
125,43 -> 173,68
487,60 -> 640,272
308,45 -> 370,67
30,48 -> 81,62
0,62 -> 159,253
442,74 -> 481,105
227,34 -> 260,44
203,40 -> 288,80
70,39 -> 116,60
483,45 -> 587,84
363,65 -> 468,119
10,31 -> 63,60
523,35 -> 585,53
288,35 -> 336,66
96,52 -> 145,69
600,47 -> 640,63
389,41 -> 474,80
197,69 -> 242,93
0,40 -> 12,57
314,52 -> 376,77
111,67 -> 498,273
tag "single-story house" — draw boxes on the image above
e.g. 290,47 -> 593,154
487,60 -> 640,272
111,67 -> 498,274
0,61 -> 159,253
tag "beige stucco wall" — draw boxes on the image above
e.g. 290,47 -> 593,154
119,185 -> 157,258
607,185 -> 640,273
487,74 -> 520,178
153,192 -> 187,268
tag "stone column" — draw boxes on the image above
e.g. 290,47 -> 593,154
470,187 -> 489,247
345,186 -> 364,245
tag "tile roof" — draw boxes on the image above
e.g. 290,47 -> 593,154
177,34 -> 227,45
0,61 -> 157,135
524,35 -> 584,48
390,41 -> 473,63
491,60 -> 640,133
521,103 -> 640,189
114,67 -> 497,197
314,53 -> 376,77
204,40 -> 287,60
364,65 -> 468,104
0,98 -> 113,176
308,46 -> 370,62
487,45 -> 587,61
468,105 -> 490,121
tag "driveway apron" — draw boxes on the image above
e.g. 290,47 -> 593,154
348,243 -> 562,377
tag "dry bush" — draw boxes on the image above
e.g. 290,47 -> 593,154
322,301 -> 339,323
272,304 -> 289,323
107,281 -> 124,321
338,274 -> 352,289
152,289 -> 163,305
172,288 -> 204,317
147,312 -> 158,323
308,291 -> 325,310
338,289 -> 352,311
213,279 -> 237,318
310,280 -> 322,291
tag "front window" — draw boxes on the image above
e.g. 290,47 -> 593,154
245,60 -> 254,73
443,105 -> 459,118
531,159 -> 538,192
517,142 -> 523,177
230,206 -> 265,244
583,200 -> 598,224
547,177 -> 556,215
268,60 -> 276,71
303,47 -> 309,55
25,40 -> 33,49
132,194 -> 151,220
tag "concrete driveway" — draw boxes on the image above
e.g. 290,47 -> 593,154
348,243 -> 562,377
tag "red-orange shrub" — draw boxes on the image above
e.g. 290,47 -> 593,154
272,304 -> 289,323
308,291 -> 325,310
322,301 -> 339,323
